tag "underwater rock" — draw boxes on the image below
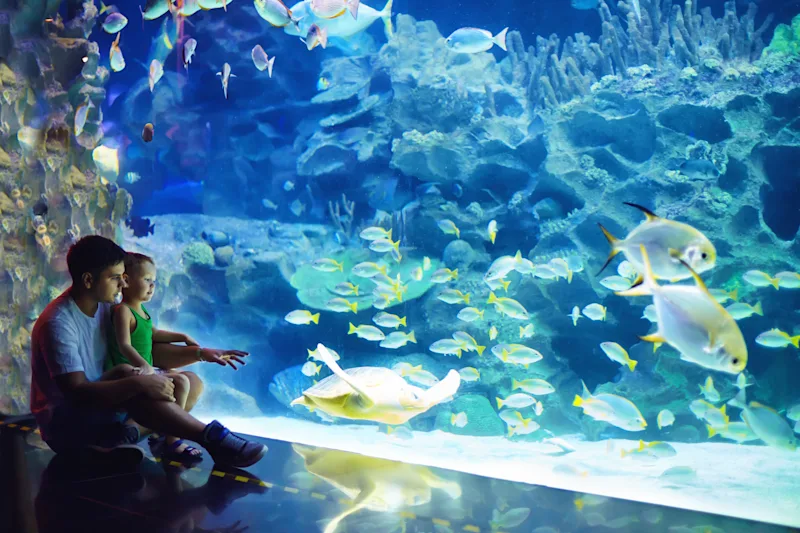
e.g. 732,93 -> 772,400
442,240 -> 478,271
203,230 -> 230,248
181,242 -> 215,270
434,394 -> 505,436
226,251 -> 297,312
296,130 -> 355,177
214,245 -> 235,267
319,94 -> 382,128
565,105 -> 657,163
657,104 -> 734,144
390,129 -> 476,183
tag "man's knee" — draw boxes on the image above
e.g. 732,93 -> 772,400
183,371 -> 204,396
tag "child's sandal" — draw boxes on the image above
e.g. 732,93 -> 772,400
161,439 -> 204,463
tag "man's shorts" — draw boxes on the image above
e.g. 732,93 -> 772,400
44,404 -> 133,453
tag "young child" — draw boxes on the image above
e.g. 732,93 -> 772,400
108,252 -> 203,461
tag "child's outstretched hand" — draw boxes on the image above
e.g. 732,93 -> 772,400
139,364 -> 157,376
183,334 -> 200,346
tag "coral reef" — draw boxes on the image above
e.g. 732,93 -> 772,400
0,0 -> 131,415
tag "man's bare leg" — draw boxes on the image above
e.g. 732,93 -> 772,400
123,396 -> 207,444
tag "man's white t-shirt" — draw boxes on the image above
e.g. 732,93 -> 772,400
29,289 -> 111,441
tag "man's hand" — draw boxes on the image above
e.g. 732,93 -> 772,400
138,374 -> 176,402
200,348 -> 249,370
182,334 -> 200,346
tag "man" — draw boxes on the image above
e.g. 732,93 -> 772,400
29,235 -> 266,468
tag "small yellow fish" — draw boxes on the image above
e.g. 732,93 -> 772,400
325,297 -> 358,313
582,303 -> 607,321
311,257 -> 344,272
347,323 -> 385,341
458,367 -> 480,381
519,324 -> 535,339
487,219 -> 498,244
451,411 -> 468,428
452,331 -> 485,356
487,292 -> 529,320
430,268 -> 458,283
285,310 -> 320,325
568,306 -> 582,326
489,325 -> 498,340
359,226 -> 392,241
457,307 -> 484,322
657,409 -> 675,429
301,361 -> 322,376
438,219 -> 460,239
511,378 -> 554,395
423,256 -> 432,271
743,270 -> 779,290
599,342 -> 637,372
410,266 -> 423,281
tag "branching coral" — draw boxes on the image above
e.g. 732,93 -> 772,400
503,0 -> 774,111
328,193 -> 355,238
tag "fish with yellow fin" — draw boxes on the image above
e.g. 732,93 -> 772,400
618,245 -> 747,375
598,203 -> 716,282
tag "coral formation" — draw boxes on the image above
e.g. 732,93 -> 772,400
0,0 -> 131,415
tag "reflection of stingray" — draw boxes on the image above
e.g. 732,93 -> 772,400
292,445 -> 462,533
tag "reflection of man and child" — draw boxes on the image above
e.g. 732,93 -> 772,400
29,235 -> 267,469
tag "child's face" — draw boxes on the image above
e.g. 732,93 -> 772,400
123,261 -> 157,303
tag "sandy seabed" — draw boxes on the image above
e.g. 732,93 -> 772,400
197,414 -> 800,528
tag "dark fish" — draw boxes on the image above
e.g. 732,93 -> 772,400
142,123 -> 154,142
679,159 -> 720,180
126,216 -> 155,237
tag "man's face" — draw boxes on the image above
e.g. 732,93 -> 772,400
87,262 -> 127,303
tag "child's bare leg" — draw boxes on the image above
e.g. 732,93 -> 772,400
161,373 -> 201,457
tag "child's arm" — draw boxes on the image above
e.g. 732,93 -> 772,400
113,305 -> 155,374
152,327 -> 198,346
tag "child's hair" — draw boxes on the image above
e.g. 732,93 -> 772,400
66,235 -> 127,284
124,252 -> 155,275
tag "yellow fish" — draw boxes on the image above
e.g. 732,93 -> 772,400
618,245 -> 747,375
598,203 -> 716,282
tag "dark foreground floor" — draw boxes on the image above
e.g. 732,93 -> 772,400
0,416 -> 795,533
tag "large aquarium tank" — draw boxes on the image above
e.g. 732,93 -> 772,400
2,0 -> 800,529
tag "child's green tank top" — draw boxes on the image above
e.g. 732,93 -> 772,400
106,304 -> 153,369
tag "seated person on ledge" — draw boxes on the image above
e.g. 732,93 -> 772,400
107,251 -> 205,462
29,235 -> 267,468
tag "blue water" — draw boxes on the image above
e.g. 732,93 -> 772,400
6,0 -> 800,527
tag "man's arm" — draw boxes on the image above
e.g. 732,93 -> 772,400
55,371 -> 144,410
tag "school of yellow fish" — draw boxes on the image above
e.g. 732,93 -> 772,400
283,203 -> 800,453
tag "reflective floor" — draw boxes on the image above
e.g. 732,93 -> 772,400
0,416 -> 795,533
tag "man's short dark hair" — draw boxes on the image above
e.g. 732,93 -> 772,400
66,235 -> 127,284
